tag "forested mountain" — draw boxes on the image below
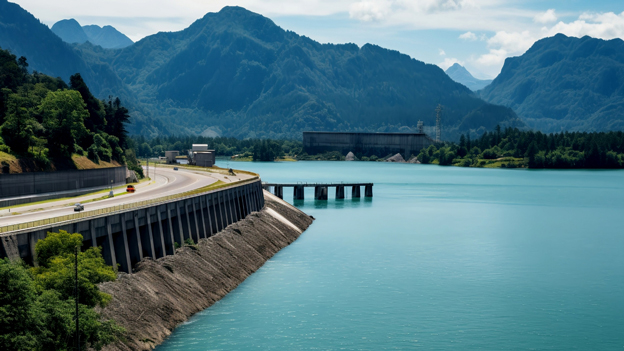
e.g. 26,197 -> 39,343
52,18 -> 134,49
480,34 -> 624,133
77,6 -> 522,139
0,0 -> 126,99
0,1 -> 522,140
445,63 -> 492,91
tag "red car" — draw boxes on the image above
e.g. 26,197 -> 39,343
126,185 -> 136,193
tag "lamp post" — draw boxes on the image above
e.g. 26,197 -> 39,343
109,179 -> 114,198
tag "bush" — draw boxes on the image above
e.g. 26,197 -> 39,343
481,148 -> 497,159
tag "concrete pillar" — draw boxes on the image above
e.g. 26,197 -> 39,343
206,195 -> 215,236
156,209 -> 168,257
294,185 -> 305,200
315,186 -> 328,200
365,184 -> 373,197
89,220 -> 97,248
145,211 -> 156,259
214,193 -> 223,232
235,188 -> 243,220
167,205 -> 177,252
133,214 -> 145,261
352,185 -> 361,198
274,185 -> 283,199
120,215 -> 132,273
228,190 -> 236,223
176,203 -> 185,245
106,217 -> 117,269
192,201 -> 200,243
244,186 -> 251,216
199,196 -> 208,239
184,202 -> 193,243
217,192 -> 225,231
336,185 -> 345,199
29,232 -> 37,266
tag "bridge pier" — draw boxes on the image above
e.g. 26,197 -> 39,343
314,186 -> 328,200
274,186 -> 283,199
352,185 -> 361,198
294,185 -> 305,200
365,184 -> 373,197
336,185 -> 345,199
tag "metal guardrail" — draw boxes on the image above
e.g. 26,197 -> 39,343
0,176 -> 260,235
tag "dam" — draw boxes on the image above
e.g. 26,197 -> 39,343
303,131 -> 435,158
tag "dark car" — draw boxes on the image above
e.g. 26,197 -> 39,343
174,167 -> 179,171
74,203 -> 84,212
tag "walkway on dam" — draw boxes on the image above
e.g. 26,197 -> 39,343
263,182 -> 373,200
0,167 -> 255,228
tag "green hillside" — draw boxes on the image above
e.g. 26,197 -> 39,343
480,34 -> 624,133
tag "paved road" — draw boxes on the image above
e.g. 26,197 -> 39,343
0,166 -> 253,227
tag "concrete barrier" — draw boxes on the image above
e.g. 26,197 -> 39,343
0,166 -> 127,207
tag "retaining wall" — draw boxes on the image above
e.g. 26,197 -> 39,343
0,166 -> 127,206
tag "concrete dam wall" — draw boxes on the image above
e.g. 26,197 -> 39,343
0,166 -> 128,207
303,131 -> 434,158
0,179 -> 265,274
99,191 -> 313,351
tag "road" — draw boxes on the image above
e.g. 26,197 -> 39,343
0,166 -> 254,227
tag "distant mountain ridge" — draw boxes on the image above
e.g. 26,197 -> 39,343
445,63 -> 492,91
51,19 -> 133,49
0,0 -> 523,140
480,34 -> 624,132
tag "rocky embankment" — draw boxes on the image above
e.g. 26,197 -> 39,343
99,191 -> 313,351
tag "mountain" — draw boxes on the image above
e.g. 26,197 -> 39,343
0,1 -> 523,140
82,25 -> 133,49
480,34 -> 624,133
445,63 -> 492,91
79,6 -> 523,139
0,0 -> 125,99
52,19 -> 134,49
50,19 -> 88,44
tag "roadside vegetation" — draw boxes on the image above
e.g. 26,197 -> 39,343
0,231 -> 124,350
0,49 -> 136,173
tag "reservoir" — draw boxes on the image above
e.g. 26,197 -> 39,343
156,161 -> 624,350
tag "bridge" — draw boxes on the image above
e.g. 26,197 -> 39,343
263,183 -> 373,200
0,167 -> 265,273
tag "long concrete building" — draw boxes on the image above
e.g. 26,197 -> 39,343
303,131 -> 435,158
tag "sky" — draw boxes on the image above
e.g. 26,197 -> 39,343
11,0 -> 624,79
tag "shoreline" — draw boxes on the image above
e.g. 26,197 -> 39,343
99,191 -> 313,351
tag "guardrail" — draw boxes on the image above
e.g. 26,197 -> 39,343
0,176 -> 260,235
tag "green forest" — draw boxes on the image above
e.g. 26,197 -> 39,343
0,48 -> 131,171
418,127 -> 624,169
0,231 -> 124,350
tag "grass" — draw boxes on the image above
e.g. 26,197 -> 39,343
72,155 -> 121,170
0,151 -> 17,163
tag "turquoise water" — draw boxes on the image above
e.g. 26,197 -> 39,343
156,162 -> 624,350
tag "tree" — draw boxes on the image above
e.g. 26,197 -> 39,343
70,73 -> 106,136
0,93 -> 39,154
32,231 -> 116,308
0,259 -> 42,351
40,90 -> 89,158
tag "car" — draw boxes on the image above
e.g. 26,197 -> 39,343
126,185 -> 136,193
174,167 -> 178,171
74,203 -> 84,212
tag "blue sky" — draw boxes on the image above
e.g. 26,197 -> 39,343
12,0 -> 624,78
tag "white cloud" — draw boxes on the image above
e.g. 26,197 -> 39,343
534,9 -> 557,24
349,0 -> 392,22
474,10 -> 624,76
439,49 -> 446,56
459,31 -> 477,40
438,57 -> 463,70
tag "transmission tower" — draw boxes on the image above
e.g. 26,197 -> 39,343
435,104 -> 443,143
417,120 -> 424,134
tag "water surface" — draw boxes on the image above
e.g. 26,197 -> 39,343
156,162 -> 624,350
